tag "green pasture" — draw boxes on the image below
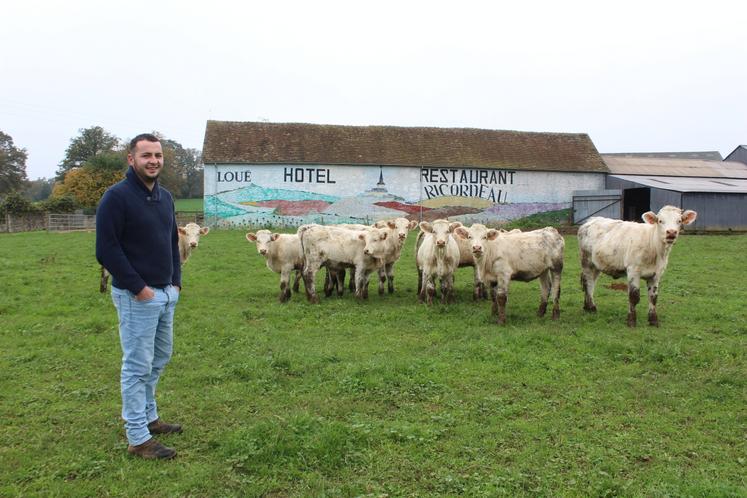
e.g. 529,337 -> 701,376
174,198 -> 203,212
0,229 -> 745,497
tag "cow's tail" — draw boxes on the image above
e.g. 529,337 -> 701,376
415,230 -> 425,254
415,231 -> 425,295
99,266 -> 109,293
297,224 -> 311,274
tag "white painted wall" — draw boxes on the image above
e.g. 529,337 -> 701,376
203,163 -> 605,227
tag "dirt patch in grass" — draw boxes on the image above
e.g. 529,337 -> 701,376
606,282 -> 628,291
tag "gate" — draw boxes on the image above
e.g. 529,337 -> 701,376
47,213 -> 96,231
572,190 -> 622,225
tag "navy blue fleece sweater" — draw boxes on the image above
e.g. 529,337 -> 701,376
96,167 -> 182,294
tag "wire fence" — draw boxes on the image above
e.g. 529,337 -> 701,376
176,211 -> 204,225
0,211 -> 207,233
47,213 -> 96,231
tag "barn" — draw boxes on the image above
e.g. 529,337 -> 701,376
201,121 -> 608,228
572,154 -> 747,231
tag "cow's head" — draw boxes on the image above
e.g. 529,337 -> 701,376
455,223 -> 491,257
178,223 -> 209,248
642,205 -> 697,245
376,217 -> 418,243
420,219 -> 461,248
246,229 -> 279,256
359,227 -> 388,258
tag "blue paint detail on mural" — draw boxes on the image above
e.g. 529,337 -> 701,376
217,183 -> 339,203
208,181 -> 413,223
206,183 -> 345,221
212,211 -> 369,228
204,195 -> 252,218
205,162 -> 607,229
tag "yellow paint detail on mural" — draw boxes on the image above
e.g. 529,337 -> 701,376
241,202 -> 258,206
417,196 -> 495,209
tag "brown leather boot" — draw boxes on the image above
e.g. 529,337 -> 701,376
127,438 -> 176,459
147,418 -> 183,435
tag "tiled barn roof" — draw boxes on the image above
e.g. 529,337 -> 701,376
203,121 -> 608,173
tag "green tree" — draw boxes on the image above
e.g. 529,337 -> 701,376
155,136 -> 185,197
56,126 -> 120,180
87,149 -> 128,174
25,177 -> 54,201
52,151 -> 127,209
0,191 -> 38,216
40,194 -> 77,213
0,131 -> 28,194
180,147 -> 203,198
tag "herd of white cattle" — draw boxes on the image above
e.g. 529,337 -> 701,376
98,208 -> 699,327
244,205 -> 697,327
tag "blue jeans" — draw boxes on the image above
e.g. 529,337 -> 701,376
111,285 -> 179,446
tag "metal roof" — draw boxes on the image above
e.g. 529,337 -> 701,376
725,145 -> 747,164
610,174 -> 747,193
604,151 -> 723,160
602,156 -> 747,178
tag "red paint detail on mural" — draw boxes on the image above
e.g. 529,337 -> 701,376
374,201 -> 431,215
253,200 -> 331,215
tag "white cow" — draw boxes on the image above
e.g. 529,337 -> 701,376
178,222 -> 210,264
578,205 -> 697,327
457,225 -> 564,324
246,230 -> 304,302
416,219 -> 462,304
452,223 -> 497,300
327,218 -> 417,296
373,217 -> 418,294
299,225 -> 391,303
334,223 -> 374,230
296,224 -> 350,298
323,223 -> 376,297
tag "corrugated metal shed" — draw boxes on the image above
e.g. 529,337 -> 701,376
602,156 -> 747,178
608,175 -> 747,193
680,193 -> 747,231
605,175 -> 747,231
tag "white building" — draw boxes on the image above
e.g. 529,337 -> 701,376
202,121 -> 608,228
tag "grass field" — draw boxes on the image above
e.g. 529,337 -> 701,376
0,229 -> 745,497
174,198 -> 203,212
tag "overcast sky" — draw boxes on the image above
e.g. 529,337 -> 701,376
2,0 -> 746,180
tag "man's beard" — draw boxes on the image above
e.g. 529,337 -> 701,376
134,166 -> 160,184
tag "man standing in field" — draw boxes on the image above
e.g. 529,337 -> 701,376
96,133 -> 183,460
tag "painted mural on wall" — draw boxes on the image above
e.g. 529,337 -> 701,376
203,164 -> 604,227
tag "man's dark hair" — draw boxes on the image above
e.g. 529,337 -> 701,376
129,133 -> 160,152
